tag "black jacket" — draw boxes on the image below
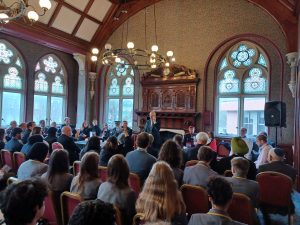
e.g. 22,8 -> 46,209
185,144 -> 203,161
144,119 -> 161,148
22,129 -> 31,144
57,134 -> 80,164
258,161 -> 297,182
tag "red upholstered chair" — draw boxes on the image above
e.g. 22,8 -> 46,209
98,166 -> 108,182
217,144 -> 230,157
13,152 -> 25,172
1,149 -> 14,169
60,191 -> 82,225
256,172 -> 293,225
128,173 -> 141,195
180,184 -> 209,216
73,161 -> 81,176
185,160 -> 199,167
43,191 -> 59,225
228,193 -> 255,225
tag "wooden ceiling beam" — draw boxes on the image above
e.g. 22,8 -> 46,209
47,2 -> 63,27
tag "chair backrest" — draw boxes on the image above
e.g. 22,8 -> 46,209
224,170 -> 233,177
13,152 -> 25,171
217,144 -> 230,157
180,184 -> 209,216
132,213 -> 145,225
128,173 -> 141,195
60,191 -> 82,225
1,149 -> 13,169
114,205 -> 122,225
185,160 -> 199,167
256,171 -> 293,207
43,191 -> 59,225
73,161 -> 81,176
131,134 -> 137,148
98,166 -> 108,182
228,193 -> 254,225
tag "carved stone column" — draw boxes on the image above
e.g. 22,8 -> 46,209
89,72 -> 97,99
286,52 -> 299,98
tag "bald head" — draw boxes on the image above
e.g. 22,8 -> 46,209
62,126 -> 72,137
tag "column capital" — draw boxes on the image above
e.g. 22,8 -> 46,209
286,52 -> 298,67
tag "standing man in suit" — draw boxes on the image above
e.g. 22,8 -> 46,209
144,110 -> 161,149
110,121 -> 122,137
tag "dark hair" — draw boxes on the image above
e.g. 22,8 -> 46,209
136,132 -> 150,149
68,199 -> 115,225
208,131 -> 215,139
27,142 -> 49,162
28,134 -> 44,145
104,136 -> 118,151
0,179 -> 48,225
197,146 -> 214,162
46,150 -> 70,183
0,128 -> 5,140
11,127 -> 22,137
256,134 -> 267,142
207,177 -> 233,207
159,140 -> 182,168
173,134 -> 183,147
86,136 -> 101,152
31,126 -> 41,135
107,154 -> 129,189
47,127 -> 57,137
27,121 -> 35,129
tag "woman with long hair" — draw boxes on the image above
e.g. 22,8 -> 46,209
80,136 -> 101,159
79,121 -> 90,140
97,154 -> 136,225
100,136 -> 120,166
42,149 -> 73,191
136,161 -> 187,225
70,151 -> 101,200
158,140 -> 183,186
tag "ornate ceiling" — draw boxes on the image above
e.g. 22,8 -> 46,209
0,0 -> 298,54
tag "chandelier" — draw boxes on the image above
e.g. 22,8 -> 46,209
0,0 -> 52,24
91,3 -> 176,70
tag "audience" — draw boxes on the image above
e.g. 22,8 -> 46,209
5,127 -> 23,153
100,122 -> 110,141
188,177 -> 245,225
173,134 -> 183,148
136,161 -> 187,225
147,133 -> 158,158
17,142 -> 49,180
207,131 -> 217,152
79,121 -> 90,140
41,149 -> 73,192
44,127 -> 57,154
159,140 -> 183,186
111,121 -> 122,137
0,179 -> 48,225
183,146 -> 218,188
91,119 -> 101,137
5,120 -> 17,141
100,136 -> 120,166
22,121 -> 35,144
21,134 -> 44,156
97,154 -> 136,225
30,126 -> 42,136
183,126 -> 195,147
126,132 -> 157,183
81,136 -> 101,159
52,142 -> 64,152
39,119 -> 47,135
70,151 -> 101,200
239,127 -> 253,160
0,128 -> 5,150
255,134 -> 272,168
68,199 -> 115,225
185,132 -> 208,161
258,148 -> 297,182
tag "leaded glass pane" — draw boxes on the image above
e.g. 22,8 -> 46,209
258,54 -> 267,67
219,70 -> 240,93
35,73 -> 48,92
52,76 -> 64,94
35,62 -> 40,72
122,99 -> 133,127
231,44 -> 256,68
3,67 -> 22,89
122,77 -> 134,96
2,92 -> 21,126
107,99 -> 120,128
244,68 -> 267,93
220,58 -> 228,71
43,56 -> 58,73
33,95 -> 47,123
0,43 -> 13,64
109,78 -> 120,96
16,58 -> 22,68
116,62 -> 129,76
218,98 -> 239,135
51,97 -> 64,124
60,69 -> 64,76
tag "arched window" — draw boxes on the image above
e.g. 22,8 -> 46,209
216,41 -> 269,136
105,60 -> 135,128
0,40 -> 25,126
33,54 -> 66,125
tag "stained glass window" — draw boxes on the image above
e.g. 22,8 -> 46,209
4,67 -> 22,89
220,58 -> 228,71
43,56 -> 58,73
0,43 -> 13,64
52,76 -> 64,94
219,70 -> 240,93
123,77 -> 134,96
231,44 -> 255,68
244,68 -> 267,93
109,78 -> 120,96
35,73 -> 48,92
258,54 -> 267,67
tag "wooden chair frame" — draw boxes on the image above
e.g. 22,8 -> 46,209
60,191 -> 82,225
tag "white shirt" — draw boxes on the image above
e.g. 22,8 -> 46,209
255,143 -> 272,168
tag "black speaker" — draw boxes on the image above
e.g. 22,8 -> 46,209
264,101 -> 286,127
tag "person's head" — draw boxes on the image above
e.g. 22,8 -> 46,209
27,121 -> 36,130
62,126 -> 72,137
50,121 -> 57,128
207,177 -> 233,211
122,120 -> 128,129
68,199 -> 115,225
0,128 -> 5,140
231,157 -> 249,178
86,136 -> 100,151
231,137 -> 249,156
256,134 -> 268,147
92,119 -> 98,126
104,136 -> 118,150
195,132 -> 209,145
28,134 -> 44,145
47,127 -> 57,137
208,131 -> 214,139
39,120 -> 45,127
11,127 -> 23,139
107,154 -> 129,189
197,146 -> 214,164
0,179 -> 48,225
64,117 -> 71,125
188,126 -> 195,134
52,142 -> 64,152
27,142 -> 49,162
82,121 -> 88,128
136,161 -> 185,222
19,122 -> 27,130
103,123 -> 108,130
47,150 -> 70,183
31,126 -> 42,136
258,131 -> 268,137
149,110 -> 156,121
114,121 -> 121,128
268,148 -> 285,162
173,134 -> 183,147
159,140 -> 182,169
148,134 -> 154,147
137,132 -> 150,149
10,120 -> 17,128
240,127 -> 247,138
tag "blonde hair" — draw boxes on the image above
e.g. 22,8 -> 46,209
136,161 -> 186,222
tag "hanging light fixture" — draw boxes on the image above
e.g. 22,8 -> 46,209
0,0 -> 52,24
91,2 -> 176,71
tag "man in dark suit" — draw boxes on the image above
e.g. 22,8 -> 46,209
185,132 -> 208,161
5,127 -> 23,153
144,110 -> 161,149
183,126 -> 196,147
110,121 -> 122,137
21,121 -> 35,144
58,117 -> 76,137
57,126 -> 80,164
100,123 -> 110,141
91,119 -> 101,136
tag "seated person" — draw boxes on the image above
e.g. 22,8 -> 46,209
68,199 -> 115,225
5,127 -> 23,153
44,127 -> 58,154
100,123 -> 110,141
216,137 -> 257,180
258,148 -> 297,182
91,119 -> 101,137
5,120 -> 17,141
17,142 -> 49,180
58,117 -> 77,137
126,132 -> 157,183
21,134 -> 44,156
39,119 -> 48,135
22,121 -> 36,144
259,131 -> 275,147
0,179 -> 48,225
147,134 -> 158,158
188,177 -> 246,225
100,136 -> 120,166
79,121 -> 90,140
185,132 -> 209,161
207,131 -> 217,152
239,127 -> 253,160
225,157 -> 259,207
183,146 -> 218,188
255,134 -> 272,169
183,126 -> 196,147
0,128 -> 5,150
118,121 -> 133,155
80,136 -> 101,159
110,121 -> 122,137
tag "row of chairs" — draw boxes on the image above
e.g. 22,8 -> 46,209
0,149 -> 25,172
